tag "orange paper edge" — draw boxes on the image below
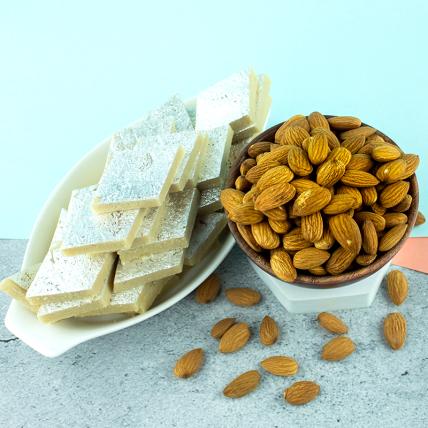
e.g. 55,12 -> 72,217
392,237 -> 428,274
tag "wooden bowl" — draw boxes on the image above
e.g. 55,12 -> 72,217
226,117 -> 419,288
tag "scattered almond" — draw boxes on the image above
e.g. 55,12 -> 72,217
223,370 -> 261,398
386,270 -> 408,305
219,322 -> 251,353
259,315 -> 279,346
384,312 -> 406,350
317,312 -> 348,334
211,318 -> 236,339
225,288 -> 261,307
261,356 -> 299,376
195,274 -> 221,304
284,381 -> 320,405
415,211 -> 426,226
321,336 -> 356,361
174,348 -> 204,378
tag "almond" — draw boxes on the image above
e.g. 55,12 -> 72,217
240,158 -> 257,175
278,126 -> 311,146
321,336 -> 356,361
314,228 -> 336,250
292,187 -> 332,216
308,111 -> 330,130
379,224 -> 407,251
323,194 -> 356,215
301,211 -> 323,242
283,230 -> 312,251
254,182 -> 296,211
247,141 -> 271,158
195,274 -> 221,304
316,159 -> 346,187
383,312 -> 406,350
327,116 -> 362,130
329,214 -> 362,254
326,247 -> 355,275
312,127 -> 341,149
219,322 -> 251,353
340,170 -> 380,187
291,178 -> 320,194
328,147 -> 352,166
346,153 -> 374,171
220,188 -> 244,212
362,220 -> 378,255
360,186 -> 378,205
235,175 -> 251,192
270,248 -> 297,282
174,348 -> 204,378
259,315 -> 279,346
383,213 -> 408,228
263,206 -> 288,221
268,218 -> 291,234
379,180 -> 410,208
372,202 -> 386,215
415,211 -> 426,226
354,211 -> 386,231
284,381 -> 320,405
211,318 -> 236,339
275,115 -> 309,143
242,186 -> 259,203
307,133 -> 330,165
356,253 -> 377,266
237,223 -> 262,252
229,202 -> 264,225
288,146 -> 313,176
391,194 -> 412,213
376,159 -> 407,183
223,370 -> 261,398
336,185 -> 363,209
225,288 -> 261,306
340,126 -> 376,140
293,248 -> 330,270
309,266 -> 327,275
399,153 -> 420,179
261,356 -> 298,376
251,222 -> 281,249
386,270 -> 408,305
260,145 -> 293,164
256,166 -> 294,192
342,135 -> 366,154
371,144 -> 402,162
245,160 -> 281,184
317,312 -> 348,334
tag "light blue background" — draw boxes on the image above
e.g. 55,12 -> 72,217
1,0 -> 427,238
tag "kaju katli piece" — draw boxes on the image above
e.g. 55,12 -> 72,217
93,136 -> 185,213
61,185 -> 146,256
118,188 -> 199,263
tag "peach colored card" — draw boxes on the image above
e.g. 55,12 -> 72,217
392,237 -> 428,274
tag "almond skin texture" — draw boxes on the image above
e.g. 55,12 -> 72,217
279,126 -> 310,146
392,194 -> 412,213
371,144 -> 402,162
251,222 -> 281,250
264,206 -> 288,221
229,203 -> 264,225
240,158 -> 257,175
223,370 -> 261,398
283,230 -> 312,251
307,133 -> 330,165
342,135 -> 366,154
383,213 -> 408,228
219,322 -> 251,353
259,315 -> 279,346
261,144 -> 294,164
195,274 -> 221,304
245,160 -> 281,183
288,146 -> 313,176
323,194 -> 356,215
356,253 -> 377,266
247,141 -> 271,158
312,127 -> 341,149
317,312 -> 348,334
292,187 -> 332,216
308,111 -> 330,130
225,288 -> 261,307
291,178 -> 320,194
328,116 -> 362,130
284,381 -> 320,405
268,218 -> 291,234
270,248 -> 297,282
354,211 -> 386,231
293,248 -> 330,270
376,159 -> 407,183
329,214 -> 362,254
399,153 -> 420,179
261,356 -> 299,376
322,336 -> 356,361
314,228 -> 335,250
174,348 -> 204,378
379,181 -> 410,208
316,159 -> 346,187
387,270 -> 408,305
360,186 -> 378,206
301,211 -> 323,242
336,185 -> 363,209
237,223 -> 262,252
379,224 -> 407,252
328,147 -> 352,166
235,175 -> 251,192
362,220 -> 378,255
346,153 -> 374,171
211,318 -> 236,339
326,247 -> 355,275
340,126 -> 376,140
275,115 -> 308,142
341,170 -> 380,187
220,188 -> 244,212
254,182 -> 296,211
384,312 -> 406,350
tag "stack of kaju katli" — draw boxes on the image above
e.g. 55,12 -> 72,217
0,70 -> 271,324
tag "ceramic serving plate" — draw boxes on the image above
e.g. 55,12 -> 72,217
4,100 -> 235,358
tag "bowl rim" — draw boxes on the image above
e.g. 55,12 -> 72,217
226,116 -> 419,288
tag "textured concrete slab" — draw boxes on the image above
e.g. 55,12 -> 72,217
0,240 -> 427,428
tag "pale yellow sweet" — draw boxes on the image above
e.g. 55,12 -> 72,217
185,135 -> 208,189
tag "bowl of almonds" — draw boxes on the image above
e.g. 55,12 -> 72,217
222,113 -> 419,287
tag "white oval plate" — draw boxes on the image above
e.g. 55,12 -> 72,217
4,104 -> 235,357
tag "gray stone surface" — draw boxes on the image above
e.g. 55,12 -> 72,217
0,239 -> 427,428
